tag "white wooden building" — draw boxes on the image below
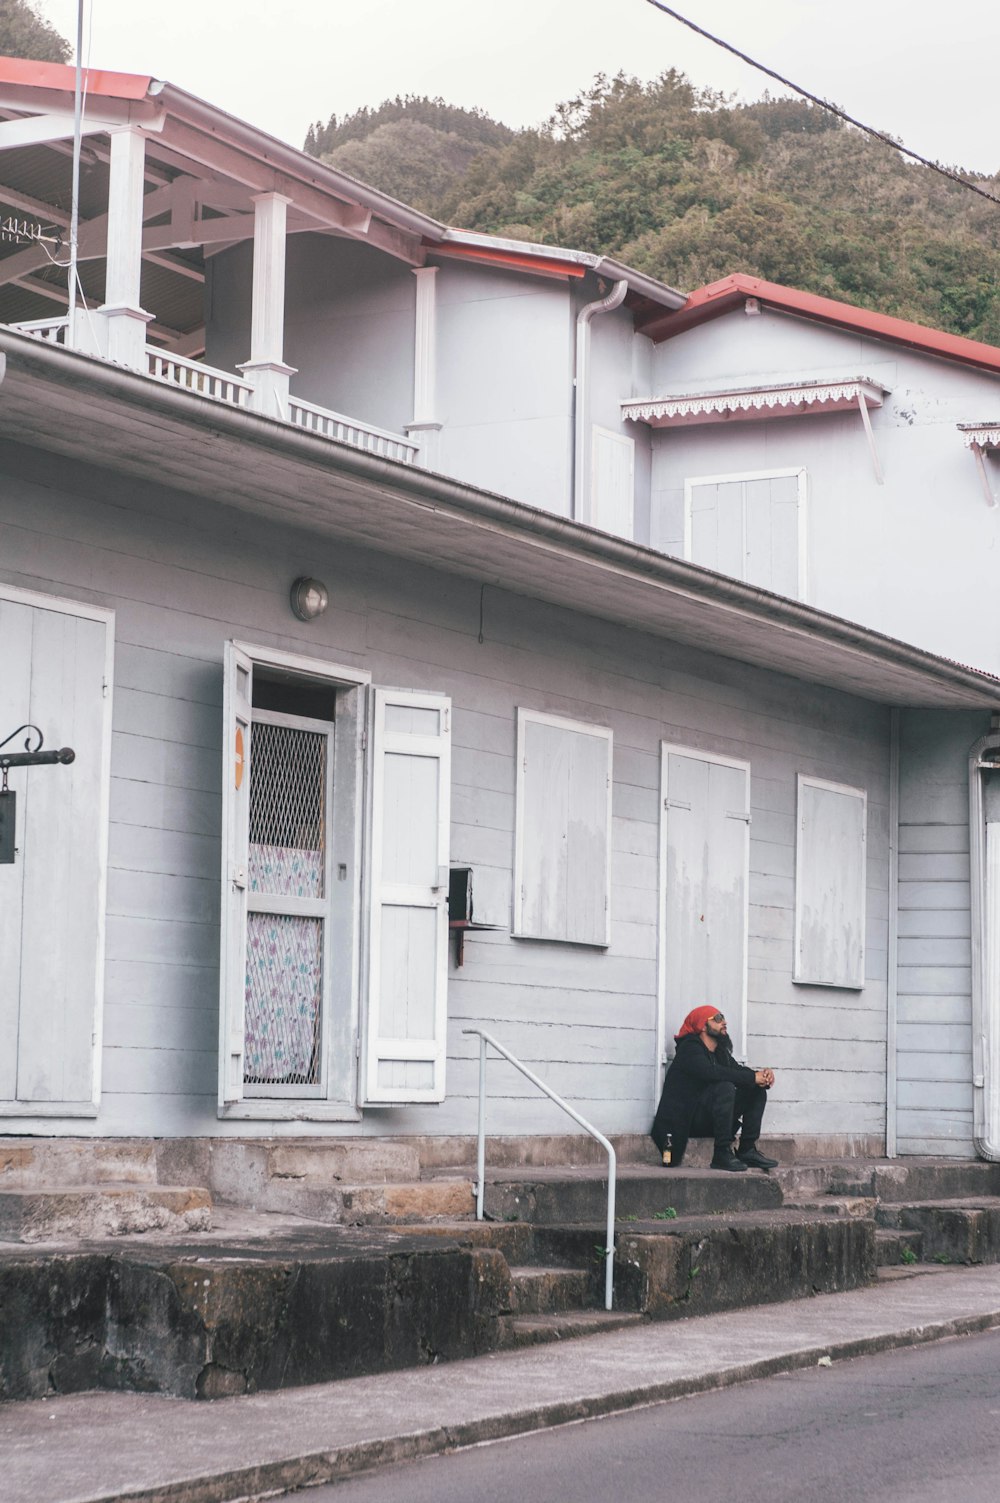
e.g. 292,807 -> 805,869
2,58 -> 1000,1161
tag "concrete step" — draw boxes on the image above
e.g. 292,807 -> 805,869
504,1310 -> 647,1348
236,1175 -> 477,1225
876,1198 -> 1000,1264
875,1228 -> 924,1266
824,1161 -> 1000,1204
482,1167 -> 782,1225
509,1264 -> 594,1314
0,1139 -> 157,1190
0,1185 -> 211,1244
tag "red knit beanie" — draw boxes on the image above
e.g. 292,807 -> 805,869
675,1005 -> 721,1041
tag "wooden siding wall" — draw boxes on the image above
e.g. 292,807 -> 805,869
0,440 -> 893,1141
896,708 -> 986,1157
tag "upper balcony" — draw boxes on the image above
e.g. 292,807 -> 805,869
0,60 -> 446,470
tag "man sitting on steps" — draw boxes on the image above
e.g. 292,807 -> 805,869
651,1005 -> 778,1172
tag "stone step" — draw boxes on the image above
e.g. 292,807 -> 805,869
509,1264 -> 594,1314
0,1139 -> 157,1190
504,1310 -> 647,1348
0,1185 -> 211,1244
876,1198 -> 1000,1264
875,1228 -> 924,1266
246,1176 -> 477,1225
824,1161 -> 1000,1204
482,1167 -> 782,1226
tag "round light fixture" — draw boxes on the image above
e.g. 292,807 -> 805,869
290,576 -> 329,622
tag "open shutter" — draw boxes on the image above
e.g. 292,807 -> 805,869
363,688 -> 451,1104
0,591 -> 111,1111
219,641 -> 253,1104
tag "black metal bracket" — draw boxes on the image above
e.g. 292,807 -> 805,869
0,725 -> 76,862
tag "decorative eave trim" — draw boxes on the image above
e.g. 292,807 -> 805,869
959,423 -> 1000,450
622,376 -> 889,428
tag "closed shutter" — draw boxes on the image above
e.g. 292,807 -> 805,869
661,747 -> 750,1059
219,640 -> 253,1103
363,688 -> 451,1104
794,775 -> 867,989
745,474 -> 800,595
591,426 -> 635,538
514,710 -> 612,946
687,470 -> 805,599
0,590 -> 111,1110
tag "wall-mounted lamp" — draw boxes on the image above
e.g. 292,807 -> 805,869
290,577 -> 329,622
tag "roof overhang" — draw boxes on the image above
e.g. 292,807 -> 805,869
622,376 -> 889,430
0,329 -> 997,712
639,274 -> 1000,377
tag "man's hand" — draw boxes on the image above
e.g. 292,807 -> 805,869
754,1068 -> 775,1088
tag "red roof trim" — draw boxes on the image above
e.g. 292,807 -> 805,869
639,273 -> 1000,376
0,55 -> 152,101
426,240 -> 585,279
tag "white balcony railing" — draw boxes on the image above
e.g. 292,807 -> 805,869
146,349 -> 253,407
3,318 -> 420,468
288,394 -> 420,465
9,316 -> 68,344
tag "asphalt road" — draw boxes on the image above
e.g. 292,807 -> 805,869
306,1327 -> 1000,1503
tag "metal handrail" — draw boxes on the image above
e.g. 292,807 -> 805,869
462,1027 -> 617,1310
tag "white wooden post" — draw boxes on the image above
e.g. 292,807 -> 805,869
405,266 -> 440,468
87,126 -> 152,369
238,192 -> 296,419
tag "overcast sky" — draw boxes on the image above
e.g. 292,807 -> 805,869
34,0 -> 1000,174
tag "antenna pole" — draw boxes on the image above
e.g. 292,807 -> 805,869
67,0 -> 85,344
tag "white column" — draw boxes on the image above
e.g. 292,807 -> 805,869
238,191 -> 296,418
88,126 -> 152,369
405,266 -> 441,469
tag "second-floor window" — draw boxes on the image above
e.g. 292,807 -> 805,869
684,467 -> 807,600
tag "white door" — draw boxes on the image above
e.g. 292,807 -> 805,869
0,589 -> 112,1113
659,746 -> 750,1066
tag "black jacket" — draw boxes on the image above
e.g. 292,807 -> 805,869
651,1034 -> 757,1153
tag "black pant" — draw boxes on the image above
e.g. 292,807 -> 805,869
689,1080 -> 767,1150
653,1079 -> 768,1162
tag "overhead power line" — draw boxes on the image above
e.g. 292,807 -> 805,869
645,0 -> 1000,209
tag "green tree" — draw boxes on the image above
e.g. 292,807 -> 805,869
0,0 -> 71,63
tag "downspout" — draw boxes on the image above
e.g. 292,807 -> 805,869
970,717 -> 1000,1160
573,279 -> 627,523
886,707 -> 899,1157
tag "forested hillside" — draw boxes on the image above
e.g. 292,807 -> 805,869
306,72 -> 1000,344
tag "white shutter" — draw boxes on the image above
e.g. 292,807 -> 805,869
688,480 -> 743,578
219,641 -> 253,1104
661,747 -> 750,1060
0,589 -> 111,1112
746,474 -> 801,597
363,688 -> 451,1104
590,426 -> 635,538
794,775 -> 867,989
514,710 -> 612,946
688,470 -> 805,599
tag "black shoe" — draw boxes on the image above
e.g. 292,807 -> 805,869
737,1146 -> 779,1170
710,1147 -> 747,1172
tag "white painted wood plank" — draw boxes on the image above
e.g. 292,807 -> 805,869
898,824 -> 969,855
896,994 -> 970,1025
898,936 -> 972,967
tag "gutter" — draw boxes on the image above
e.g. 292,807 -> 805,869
573,279 -> 628,521
438,229 -> 687,311
1,328 -> 999,708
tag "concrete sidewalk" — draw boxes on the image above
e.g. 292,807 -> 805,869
7,1264 -> 1000,1503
